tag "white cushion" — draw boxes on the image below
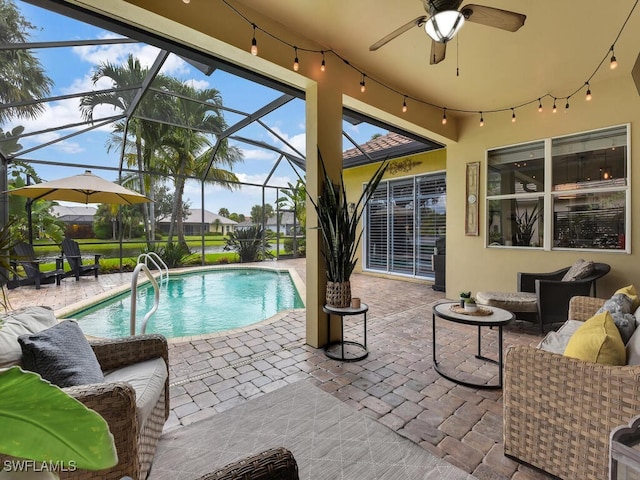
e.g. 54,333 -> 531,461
627,318 -> 640,365
0,306 -> 58,368
104,357 -> 167,428
476,291 -> 538,313
537,320 -> 584,354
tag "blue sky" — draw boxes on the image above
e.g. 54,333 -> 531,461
7,1 -> 386,217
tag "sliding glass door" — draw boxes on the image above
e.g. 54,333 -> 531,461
365,172 -> 446,278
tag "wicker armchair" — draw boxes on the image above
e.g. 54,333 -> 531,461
64,334 -> 169,479
504,296 -> 640,480
195,448 -> 299,480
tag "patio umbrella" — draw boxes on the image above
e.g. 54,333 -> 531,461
7,170 -> 151,205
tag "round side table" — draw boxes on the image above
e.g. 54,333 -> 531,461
323,303 -> 368,361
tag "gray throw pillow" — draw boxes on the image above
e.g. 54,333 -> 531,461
18,320 -> 104,388
597,293 -> 637,344
562,259 -> 594,282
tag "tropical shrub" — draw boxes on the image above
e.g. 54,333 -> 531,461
224,226 -> 274,263
140,242 -> 192,268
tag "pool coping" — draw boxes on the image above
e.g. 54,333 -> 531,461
56,264 -> 306,343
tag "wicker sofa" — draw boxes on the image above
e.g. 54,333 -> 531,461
0,306 -> 169,479
503,295 -> 640,480
195,448 -> 299,480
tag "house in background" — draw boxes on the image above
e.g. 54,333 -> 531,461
157,209 -> 237,236
51,205 -> 97,239
237,212 -> 300,235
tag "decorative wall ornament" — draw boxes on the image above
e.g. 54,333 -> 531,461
465,162 -> 480,236
388,158 -> 422,175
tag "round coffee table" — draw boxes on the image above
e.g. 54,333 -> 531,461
432,302 -> 513,389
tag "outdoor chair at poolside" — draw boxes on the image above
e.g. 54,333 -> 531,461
61,238 -> 101,281
9,241 -> 65,290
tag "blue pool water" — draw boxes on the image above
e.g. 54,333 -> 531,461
71,268 -> 304,339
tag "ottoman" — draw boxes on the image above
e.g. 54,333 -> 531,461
476,291 -> 539,328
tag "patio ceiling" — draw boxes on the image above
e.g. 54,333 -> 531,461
225,0 -> 640,121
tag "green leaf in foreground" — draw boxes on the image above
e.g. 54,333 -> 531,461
0,367 -> 117,471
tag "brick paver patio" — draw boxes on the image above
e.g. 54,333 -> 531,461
7,259 -> 553,479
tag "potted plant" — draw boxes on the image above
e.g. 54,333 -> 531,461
308,150 -> 388,308
513,203 -> 540,247
464,296 -> 478,313
459,291 -> 471,308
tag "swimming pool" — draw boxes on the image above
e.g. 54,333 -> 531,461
70,267 -> 305,339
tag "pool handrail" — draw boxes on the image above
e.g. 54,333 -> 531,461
136,252 -> 169,286
130,263 -> 160,336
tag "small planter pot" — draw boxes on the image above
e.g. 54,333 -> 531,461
464,303 -> 478,313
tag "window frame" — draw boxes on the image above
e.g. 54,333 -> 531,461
485,123 -> 631,253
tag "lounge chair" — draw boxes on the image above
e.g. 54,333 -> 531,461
61,238 -> 101,281
0,306 -> 170,479
9,241 -> 65,290
477,260 -> 611,332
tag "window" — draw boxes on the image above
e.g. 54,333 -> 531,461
365,173 -> 446,278
486,125 -> 629,251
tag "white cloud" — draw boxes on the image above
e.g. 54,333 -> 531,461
240,148 -> 277,162
72,42 -> 162,72
265,127 -> 306,157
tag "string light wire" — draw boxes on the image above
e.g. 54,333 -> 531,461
219,0 -> 639,124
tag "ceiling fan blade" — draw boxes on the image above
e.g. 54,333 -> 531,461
430,41 -> 446,65
369,16 -> 427,51
461,4 -> 526,32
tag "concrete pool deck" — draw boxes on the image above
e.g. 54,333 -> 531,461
6,258 -> 552,479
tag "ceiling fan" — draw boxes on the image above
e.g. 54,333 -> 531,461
369,0 -> 526,65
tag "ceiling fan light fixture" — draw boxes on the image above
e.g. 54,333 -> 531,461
425,10 -> 465,43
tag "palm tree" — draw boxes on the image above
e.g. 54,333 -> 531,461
0,0 -> 53,125
80,54 -> 171,243
156,80 -> 242,246
277,179 -> 307,230
0,0 -> 53,227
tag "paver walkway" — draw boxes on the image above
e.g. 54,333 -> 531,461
7,259 -> 553,479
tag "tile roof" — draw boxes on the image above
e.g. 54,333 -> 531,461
343,131 -> 416,159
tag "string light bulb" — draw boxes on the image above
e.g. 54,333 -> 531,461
552,99 -> 557,113
360,74 -> 366,93
250,25 -> 258,56
441,108 -> 447,125
565,99 -> 570,112
320,52 -> 326,72
585,83 -> 592,101
182,0 -> 190,3
402,97 -> 407,113
479,112 -> 484,127
610,46 -> 618,69
538,98 -> 543,112
293,47 -> 299,71
511,108 -> 516,123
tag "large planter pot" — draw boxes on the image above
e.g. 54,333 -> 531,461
326,280 -> 351,308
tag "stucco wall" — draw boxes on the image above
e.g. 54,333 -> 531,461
445,74 -> 640,299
